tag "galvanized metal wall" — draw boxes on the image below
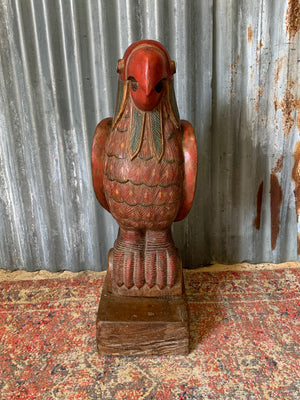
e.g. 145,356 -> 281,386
0,0 -> 299,272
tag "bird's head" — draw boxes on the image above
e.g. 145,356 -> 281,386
117,40 -> 176,111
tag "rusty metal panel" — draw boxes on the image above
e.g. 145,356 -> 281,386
0,0 -> 299,272
212,0 -> 300,263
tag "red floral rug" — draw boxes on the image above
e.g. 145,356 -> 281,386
0,265 -> 299,399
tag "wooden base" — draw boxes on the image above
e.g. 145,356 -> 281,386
96,278 -> 189,356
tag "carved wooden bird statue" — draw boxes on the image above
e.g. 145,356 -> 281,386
92,40 -> 197,297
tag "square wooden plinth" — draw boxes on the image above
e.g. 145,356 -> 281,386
96,279 -> 189,356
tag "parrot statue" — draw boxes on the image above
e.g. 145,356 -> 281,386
91,40 -> 197,297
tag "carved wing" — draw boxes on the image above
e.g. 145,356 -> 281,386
175,120 -> 198,221
91,117 -> 112,212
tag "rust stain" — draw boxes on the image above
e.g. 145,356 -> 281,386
288,79 -> 296,90
255,39 -> 263,63
297,98 -> 300,132
274,97 -> 279,113
272,155 -> 284,174
229,55 -> 240,97
254,181 -> 264,230
255,86 -> 264,112
274,86 -> 297,137
273,66 -> 298,137
274,57 -> 284,86
286,0 -> 300,40
250,68 -> 254,81
280,89 -> 297,137
292,141 -> 300,222
270,173 -> 283,250
248,25 -> 253,43
256,39 -> 263,51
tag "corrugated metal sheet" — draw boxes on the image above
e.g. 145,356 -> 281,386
212,0 -> 300,263
0,0 -> 299,272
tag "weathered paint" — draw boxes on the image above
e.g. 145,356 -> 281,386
254,182 -> 264,230
270,174 -> 283,251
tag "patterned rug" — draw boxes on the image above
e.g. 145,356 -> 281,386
0,264 -> 299,399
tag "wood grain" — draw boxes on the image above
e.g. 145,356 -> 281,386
96,279 -> 189,356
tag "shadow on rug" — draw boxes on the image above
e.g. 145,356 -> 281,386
0,267 -> 299,399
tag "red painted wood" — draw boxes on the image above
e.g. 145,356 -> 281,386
92,40 -> 197,297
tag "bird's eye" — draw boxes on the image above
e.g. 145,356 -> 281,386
155,80 -> 164,93
129,77 -> 139,92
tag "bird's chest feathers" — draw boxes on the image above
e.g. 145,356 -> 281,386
103,101 -> 184,220
104,101 -> 184,192
106,102 -> 182,159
